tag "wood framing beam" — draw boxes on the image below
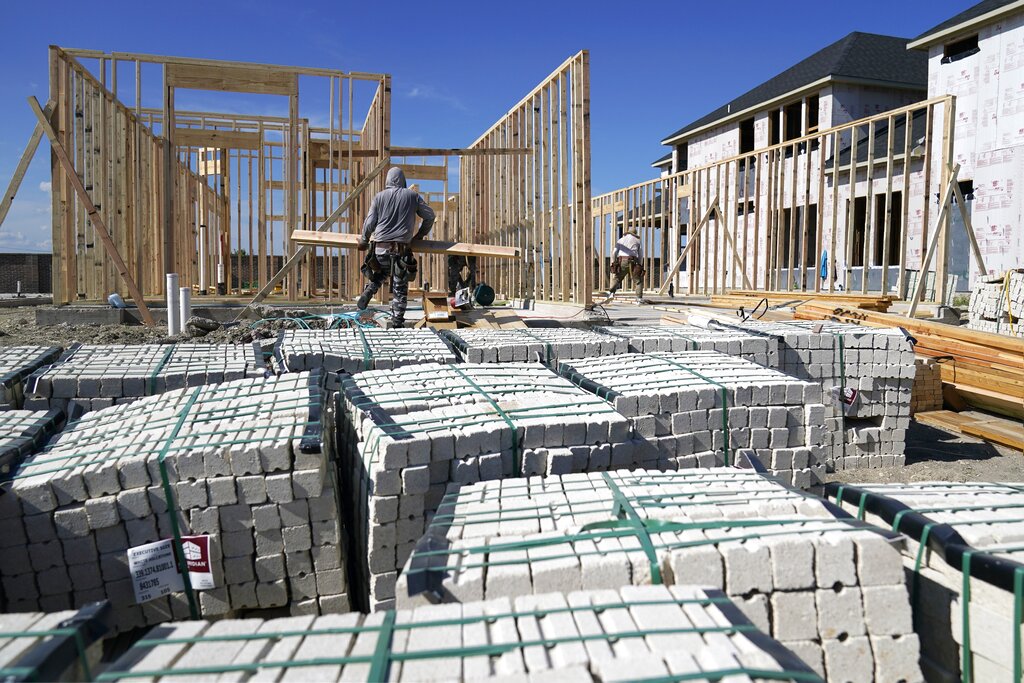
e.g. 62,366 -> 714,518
0,101 -> 53,229
908,164 -> 960,317
657,198 -> 720,296
29,96 -> 155,327
396,163 -> 447,181
165,63 -> 298,96
247,157 -> 390,307
173,128 -> 261,150
951,179 -> 987,277
309,142 -> 531,162
290,230 -> 521,259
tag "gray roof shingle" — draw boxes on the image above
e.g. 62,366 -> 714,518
914,0 -> 1018,41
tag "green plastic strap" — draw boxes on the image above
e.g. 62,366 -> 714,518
1015,567 -> 1023,682
645,354 -> 731,465
662,328 -> 700,350
448,365 -> 521,474
961,550 -> 973,683
0,626 -> 92,681
353,325 -> 373,371
366,609 -> 396,682
159,386 -> 202,619
147,345 -> 176,396
597,471 -> 662,583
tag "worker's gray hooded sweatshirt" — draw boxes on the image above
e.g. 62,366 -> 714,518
361,167 -> 436,246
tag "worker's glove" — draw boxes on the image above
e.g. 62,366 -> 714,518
358,237 -> 369,251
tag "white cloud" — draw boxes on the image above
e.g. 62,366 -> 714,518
39,181 -> 51,193
406,85 -> 466,112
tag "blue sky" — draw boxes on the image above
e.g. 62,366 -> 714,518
0,0 -> 968,252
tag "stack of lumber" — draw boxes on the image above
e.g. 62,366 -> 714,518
967,270 -> 1023,338
397,469 -> 921,681
794,302 -> 1024,420
829,482 -> 1024,682
99,585 -> 820,682
910,357 -> 943,414
0,346 -> 61,410
913,410 -> 1024,451
710,290 -> 894,312
275,329 -> 457,373
592,324 -> 777,366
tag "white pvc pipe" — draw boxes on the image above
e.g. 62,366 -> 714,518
179,287 -> 192,330
166,273 -> 180,336
198,224 -> 208,294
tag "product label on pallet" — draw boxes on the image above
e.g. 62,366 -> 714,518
128,535 -> 214,603
831,385 -> 860,413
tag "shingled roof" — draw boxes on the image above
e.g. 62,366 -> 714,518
651,152 -> 672,168
910,0 -> 1022,47
661,32 -> 927,145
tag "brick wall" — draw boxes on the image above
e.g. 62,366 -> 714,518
0,254 -> 51,293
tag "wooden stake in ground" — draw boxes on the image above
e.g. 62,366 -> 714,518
28,96 -> 156,327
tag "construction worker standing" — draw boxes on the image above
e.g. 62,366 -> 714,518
357,168 -> 435,327
608,228 -> 645,303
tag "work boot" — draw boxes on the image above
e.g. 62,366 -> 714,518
386,318 -> 404,330
356,289 -> 372,311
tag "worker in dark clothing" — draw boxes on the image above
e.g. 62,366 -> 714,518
357,167 -> 435,327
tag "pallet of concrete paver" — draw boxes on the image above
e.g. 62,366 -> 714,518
0,346 -> 62,410
967,270 -> 1024,337
441,328 -> 628,363
0,371 -> 348,633
275,328 -> 457,374
0,601 -> 110,682
98,585 -> 822,682
337,362 -> 632,611
0,410 -> 64,477
396,468 -> 920,682
711,319 -> 914,471
556,351 -> 827,487
23,343 -> 267,414
829,481 -> 1024,682
593,325 -> 778,365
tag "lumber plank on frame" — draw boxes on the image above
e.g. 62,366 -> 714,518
396,163 -> 447,181
29,96 -> 155,327
165,63 -> 297,96
173,128 -> 261,150
0,101 -> 53,229
289,230 -> 521,259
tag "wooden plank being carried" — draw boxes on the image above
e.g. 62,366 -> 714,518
289,230 -> 521,259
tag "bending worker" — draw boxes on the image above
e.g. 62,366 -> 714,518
608,227 -> 645,303
356,167 -> 435,327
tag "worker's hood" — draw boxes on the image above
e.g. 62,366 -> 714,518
386,167 -> 407,189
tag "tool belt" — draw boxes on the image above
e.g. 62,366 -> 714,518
361,241 -> 417,279
611,257 -> 644,277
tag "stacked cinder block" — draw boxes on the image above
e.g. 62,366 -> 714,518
967,270 -> 1024,337
337,362 -> 631,611
0,372 -> 348,632
719,320 -> 914,471
831,481 -> 1024,682
0,410 -> 63,477
0,602 -> 110,681
593,325 -> 778,366
0,346 -> 61,410
556,351 -> 827,487
441,328 -> 627,363
23,344 -> 266,414
909,357 -> 943,414
276,329 -> 457,373
396,469 -> 920,681
100,585 -> 821,682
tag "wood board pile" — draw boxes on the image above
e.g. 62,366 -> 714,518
275,329 -> 457,374
337,362 -> 631,611
0,346 -> 62,410
910,357 -> 944,415
440,328 -> 627,364
98,585 -> 820,682
0,372 -> 348,632
555,351 -> 826,488
0,410 -> 63,477
713,319 -> 914,471
396,469 -> 920,682
829,482 -> 1024,682
967,270 -> 1023,338
0,602 -> 109,681
793,302 -> 1024,420
592,325 -> 777,366
710,291 -> 894,312
23,344 -> 266,414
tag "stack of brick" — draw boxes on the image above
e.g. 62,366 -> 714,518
23,344 -> 266,414
556,351 -> 827,487
0,410 -> 63,477
716,320 -> 914,471
831,481 -> 1024,682
337,362 -> 631,611
0,602 -> 110,681
0,372 -> 348,632
396,468 -> 920,681
967,270 -> 1024,337
276,329 -> 457,373
909,357 -> 943,414
593,325 -> 777,366
0,346 -> 61,410
99,585 -> 820,682
441,328 -> 627,364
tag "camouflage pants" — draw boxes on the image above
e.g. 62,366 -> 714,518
610,258 -> 644,299
360,253 -> 410,323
